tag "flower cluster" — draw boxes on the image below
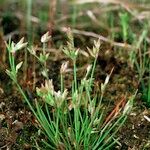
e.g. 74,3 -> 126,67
36,80 -> 68,107
6,37 -> 28,54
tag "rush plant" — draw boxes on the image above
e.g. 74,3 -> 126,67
6,31 -> 135,149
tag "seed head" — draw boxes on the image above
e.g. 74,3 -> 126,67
41,32 -> 51,43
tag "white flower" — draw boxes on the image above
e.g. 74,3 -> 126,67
85,64 -> 92,78
16,61 -> 23,73
101,74 -> 110,94
104,74 -> 110,85
87,39 -> 100,58
123,90 -> 137,115
36,80 -> 54,96
8,37 -> 28,54
54,89 -> 68,107
36,80 -> 55,106
44,79 -> 54,95
60,61 -> 69,74
123,99 -> 133,115
41,32 -> 51,43
94,39 -> 101,50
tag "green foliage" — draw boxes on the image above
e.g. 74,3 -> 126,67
6,31 -> 136,149
119,12 -> 150,106
141,65 -> 150,107
133,29 -> 150,106
119,12 -> 129,43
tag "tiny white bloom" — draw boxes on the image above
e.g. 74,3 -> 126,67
104,74 -> 110,85
75,48 -> 79,56
94,38 -> 101,50
45,79 -> 54,94
41,32 -> 51,43
11,37 -> 28,52
123,100 -> 133,115
60,61 -> 69,74
7,37 -> 28,54
84,64 -> 92,79
16,61 -> 23,73
54,89 -> 68,107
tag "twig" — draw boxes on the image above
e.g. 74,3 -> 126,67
60,27 -> 133,49
101,96 -> 126,128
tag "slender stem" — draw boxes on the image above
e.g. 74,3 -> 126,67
25,0 -> 32,81
73,59 -> 77,91
42,43 -> 49,79
55,108 -> 60,143
32,55 -> 36,90
16,82 -> 39,121
89,57 -> 97,90
43,42 -> 47,67
74,107 -> 79,148
72,4 -> 77,28
12,54 -> 16,73
27,0 -> 32,43
43,43 -> 46,56
60,74 -> 64,93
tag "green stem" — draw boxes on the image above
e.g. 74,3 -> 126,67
72,4 -> 77,28
15,81 -> 39,121
89,57 -> 97,89
27,0 -> 32,43
73,59 -> 77,91
60,74 -> 64,93
55,108 -> 60,143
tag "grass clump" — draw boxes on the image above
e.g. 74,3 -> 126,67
5,29 -> 136,149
